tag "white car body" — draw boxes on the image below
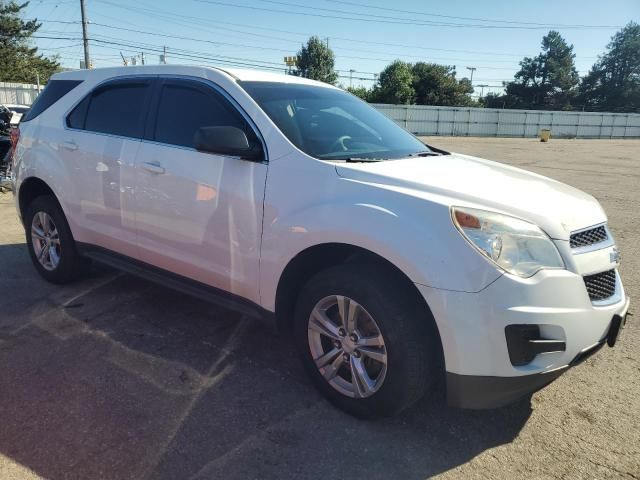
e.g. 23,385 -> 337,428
12,65 -> 630,410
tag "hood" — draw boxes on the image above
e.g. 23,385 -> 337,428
335,152 -> 606,241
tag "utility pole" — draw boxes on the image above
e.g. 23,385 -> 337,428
349,69 -> 355,88
141,51 -> 145,65
476,84 -> 489,98
466,66 -> 476,84
162,46 -> 167,64
80,0 -> 91,69
120,51 -> 128,66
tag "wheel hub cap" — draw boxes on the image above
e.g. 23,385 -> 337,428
341,337 -> 356,354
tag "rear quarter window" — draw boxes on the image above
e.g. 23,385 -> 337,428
67,81 -> 151,139
21,80 -> 82,122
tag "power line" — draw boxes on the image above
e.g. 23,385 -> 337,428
325,0 -> 623,28
38,17 -> 599,72
91,1 -> 603,58
42,20 -> 535,63
32,33 -> 306,72
35,32 -> 520,72
196,0 -> 622,30
82,23 -> 526,68
41,33 -> 381,83
38,42 -> 85,50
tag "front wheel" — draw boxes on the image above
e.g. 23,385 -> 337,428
293,263 -> 441,418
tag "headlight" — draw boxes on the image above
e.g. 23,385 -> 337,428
451,206 -> 564,278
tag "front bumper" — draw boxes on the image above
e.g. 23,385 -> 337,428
446,367 -> 568,409
445,300 -> 630,409
416,269 -> 630,408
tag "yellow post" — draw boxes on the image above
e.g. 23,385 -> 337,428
539,129 -> 551,142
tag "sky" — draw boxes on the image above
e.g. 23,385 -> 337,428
23,0 -> 640,96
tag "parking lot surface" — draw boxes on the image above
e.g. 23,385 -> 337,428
0,138 -> 638,480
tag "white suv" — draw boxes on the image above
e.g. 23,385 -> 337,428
11,66 -> 630,418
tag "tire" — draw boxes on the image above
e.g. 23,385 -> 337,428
293,263 -> 441,419
24,195 -> 90,284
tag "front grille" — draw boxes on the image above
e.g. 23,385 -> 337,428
570,225 -> 608,249
583,269 -> 616,301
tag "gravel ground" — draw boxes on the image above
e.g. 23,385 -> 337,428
0,138 -> 638,480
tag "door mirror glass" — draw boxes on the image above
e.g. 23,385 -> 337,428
194,126 -> 262,161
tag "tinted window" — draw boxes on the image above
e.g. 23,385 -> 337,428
154,83 -> 246,148
239,81 -> 430,161
84,83 -> 149,138
21,80 -> 82,122
67,96 -> 90,129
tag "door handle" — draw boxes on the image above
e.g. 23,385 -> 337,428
142,161 -> 165,174
61,140 -> 78,151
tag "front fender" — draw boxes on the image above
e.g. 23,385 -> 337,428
259,164 -> 501,311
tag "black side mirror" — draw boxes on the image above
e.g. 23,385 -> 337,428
194,126 -> 263,161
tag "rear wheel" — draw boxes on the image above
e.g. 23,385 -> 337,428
294,263 -> 440,418
25,195 -> 89,283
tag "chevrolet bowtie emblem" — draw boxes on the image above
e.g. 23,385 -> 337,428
610,247 -> 621,264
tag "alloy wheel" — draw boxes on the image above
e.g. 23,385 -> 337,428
308,295 -> 387,398
31,211 -> 61,271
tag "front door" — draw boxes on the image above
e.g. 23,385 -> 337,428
134,78 -> 267,304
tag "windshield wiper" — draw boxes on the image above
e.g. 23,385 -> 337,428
345,157 -> 384,162
408,151 -> 441,157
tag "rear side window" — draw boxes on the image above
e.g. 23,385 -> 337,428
154,82 -> 246,148
83,83 -> 150,138
21,80 -> 82,122
67,96 -> 89,129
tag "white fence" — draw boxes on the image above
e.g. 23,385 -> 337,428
0,82 -> 40,106
373,104 -> 640,139
2,81 -> 639,138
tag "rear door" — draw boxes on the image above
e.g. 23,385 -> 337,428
134,77 -> 268,304
64,78 -> 154,258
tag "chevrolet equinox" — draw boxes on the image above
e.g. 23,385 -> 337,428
11,66 -> 630,418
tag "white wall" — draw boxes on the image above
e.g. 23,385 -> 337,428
372,104 -> 640,139
0,82 -> 40,106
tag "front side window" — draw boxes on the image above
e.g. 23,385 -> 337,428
239,81 -> 431,161
153,82 -> 251,149
75,82 -> 150,138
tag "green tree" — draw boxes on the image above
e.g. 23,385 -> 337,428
503,31 -> 579,109
370,60 -> 476,106
345,85 -> 371,101
0,1 -> 60,84
579,22 -> 640,112
371,60 -> 414,104
482,92 -> 513,109
294,36 -> 338,85
412,62 -> 475,106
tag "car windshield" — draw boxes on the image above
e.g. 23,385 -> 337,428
239,81 -> 432,161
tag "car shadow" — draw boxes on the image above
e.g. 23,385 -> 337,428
0,243 -> 532,480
